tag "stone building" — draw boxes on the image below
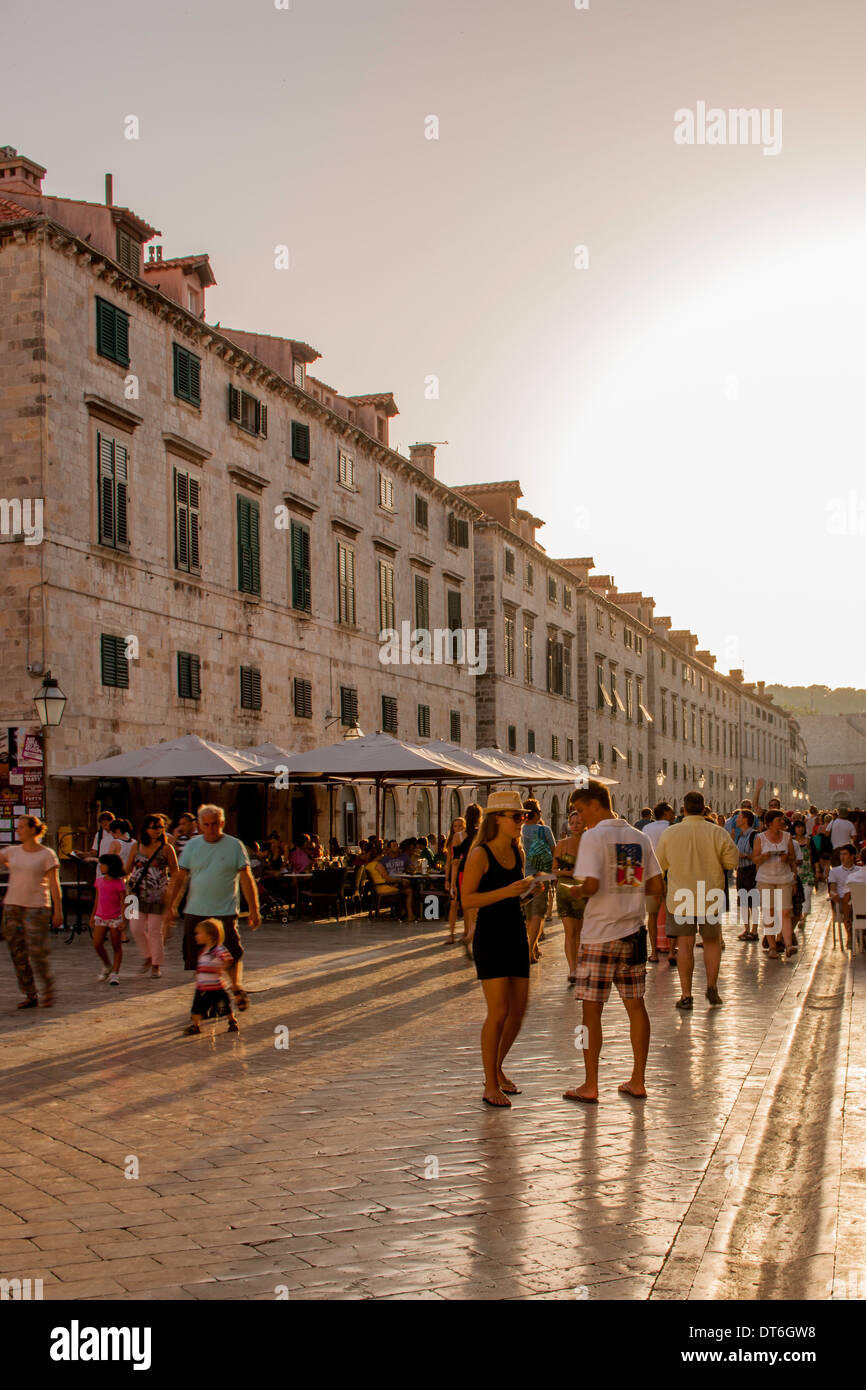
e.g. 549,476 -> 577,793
795,715 -> 866,810
0,147 -> 479,846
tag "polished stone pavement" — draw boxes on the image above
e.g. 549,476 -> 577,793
0,893 -> 863,1300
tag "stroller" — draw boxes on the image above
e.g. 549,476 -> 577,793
253,863 -> 294,924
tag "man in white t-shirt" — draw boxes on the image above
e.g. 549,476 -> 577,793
829,844 -> 856,940
563,781 -> 662,1104
829,812 -> 856,860
643,803 -> 675,963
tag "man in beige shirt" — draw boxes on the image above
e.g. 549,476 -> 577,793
656,791 -> 739,1010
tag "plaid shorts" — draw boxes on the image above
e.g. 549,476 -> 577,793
574,937 -> 645,1004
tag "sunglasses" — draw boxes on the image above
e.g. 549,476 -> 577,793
501,812 -> 526,822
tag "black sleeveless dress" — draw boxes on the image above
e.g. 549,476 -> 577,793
472,843 -> 530,981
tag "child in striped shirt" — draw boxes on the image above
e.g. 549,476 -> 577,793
184,918 -> 239,1035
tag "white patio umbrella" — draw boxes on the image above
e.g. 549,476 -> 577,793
53,734 -> 264,780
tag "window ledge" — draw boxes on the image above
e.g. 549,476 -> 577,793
228,464 -> 269,493
85,394 -> 143,432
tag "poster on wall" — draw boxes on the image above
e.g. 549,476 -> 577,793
0,726 -> 44,837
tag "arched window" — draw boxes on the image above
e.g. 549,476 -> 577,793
415,789 -> 432,836
340,786 -> 359,846
448,790 -> 462,825
383,790 -> 397,841
627,798 -> 634,824
550,795 -> 560,838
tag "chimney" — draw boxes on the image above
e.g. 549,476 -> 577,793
728,669 -> 744,683
0,147 -> 46,198
105,173 -> 113,206
756,680 -> 765,697
409,443 -> 436,477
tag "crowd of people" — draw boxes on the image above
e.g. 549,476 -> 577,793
1,788 -> 863,1085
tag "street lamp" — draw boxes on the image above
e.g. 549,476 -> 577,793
656,769 -> 665,786
589,760 -> 600,777
728,779 -> 735,792
343,721 -> 364,740
698,769 -> 706,789
34,672 -> 67,727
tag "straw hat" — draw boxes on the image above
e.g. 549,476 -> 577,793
485,790 -> 526,814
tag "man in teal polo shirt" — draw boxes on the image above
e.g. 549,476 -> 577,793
165,804 -> 260,1010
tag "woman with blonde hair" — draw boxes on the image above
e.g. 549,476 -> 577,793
461,791 -> 545,1107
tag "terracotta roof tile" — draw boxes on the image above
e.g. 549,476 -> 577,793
0,197 -> 37,223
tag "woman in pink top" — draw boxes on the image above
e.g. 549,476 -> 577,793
0,815 -> 63,1009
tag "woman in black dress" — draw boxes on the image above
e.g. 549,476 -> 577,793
461,791 -> 546,1108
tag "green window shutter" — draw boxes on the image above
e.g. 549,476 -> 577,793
294,678 -> 313,719
101,635 -> 129,689
291,521 -> 311,611
174,468 -> 189,570
414,575 -> 429,631
97,433 -> 115,545
188,476 -> 201,571
291,421 -> 310,462
340,686 -> 358,725
259,403 -> 268,439
96,298 -> 128,365
447,512 -> 457,544
417,704 -> 430,738
188,354 -> 201,405
450,710 -> 461,743
114,444 -> 129,547
228,384 -> 242,423
447,589 -> 461,629
241,666 -> 262,710
382,696 -> 398,734
173,344 -> 187,399
237,496 -> 261,595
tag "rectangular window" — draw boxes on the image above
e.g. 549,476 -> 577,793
563,586 -> 573,612
525,560 -> 534,591
597,661 -> 612,710
523,621 -> 534,685
294,678 -> 313,719
378,559 -> 395,631
625,676 -> 634,721
625,628 -> 633,649
115,229 -> 140,275
337,542 -> 356,624
173,468 -> 201,573
95,297 -> 130,367
563,639 -> 572,698
290,520 -> 311,612
638,752 -> 644,773
596,607 -> 604,631
417,703 -> 431,738
637,679 -> 651,724
507,724 -> 517,753
97,433 -> 130,551
551,735 -> 560,761
661,650 -> 667,670
177,651 -> 201,701
447,512 -> 469,547
673,760 -> 678,779
291,421 -> 311,462
547,575 -> 557,603
450,710 -> 461,743
378,472 -> 395,510
635,635 -> 643,656
609,614 -> 616,637
100,634 -> 129,689
598,741 -> 604,764
527,729 -> 536,754
611,669 -> 624,713
228,384 -> 267,438
566,738 -> 574,762
546,636 -> 564,695
236,495 -> 261,595
340,686 -> 358,726
504,548 -> 515,577
446,588 -> 462,662
293,360 -> 306,389
671,696 -> 678,739
381,695 -> 398,735
338,449 -> 355,489
627,748 -> 633,770
414,495 -> 428,530
661,691 -> 668,734
414,573 -> 430,631
504,614 -> 515,678
173,343 -> 201,406
240,665 -> 262,711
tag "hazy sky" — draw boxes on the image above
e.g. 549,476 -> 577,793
7,0 -> 864,685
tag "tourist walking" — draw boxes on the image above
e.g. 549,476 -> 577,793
754,810 -> 798,959
655,791 -> 738,1009
183,918 -> 239,1036
642,802 -> 675,961
88,810 -> 117,860
521,799 -> 555,961
564,781 -> 663,1102
126,816 -> 179,979
0,815 -> 63,1009
165,805 -> 260,1011
91,853 -> 128,985
829,844 -> 857,947
553,806 -> 587,982
792,818 -> 815,929
829,808 -> 857,864
734,809 -> 760,940
461,791 -> 545,1107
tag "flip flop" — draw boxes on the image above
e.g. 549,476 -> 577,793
482,1095 -> 511,1108
499,1084 -> 522,1095
562,1090 -> 598,1104
618,1083 -> 647,1098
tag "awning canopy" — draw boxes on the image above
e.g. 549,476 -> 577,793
53,734 -> 264,781
243,731 -> 482,782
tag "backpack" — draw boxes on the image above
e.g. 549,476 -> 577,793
526,827 -> 553,873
